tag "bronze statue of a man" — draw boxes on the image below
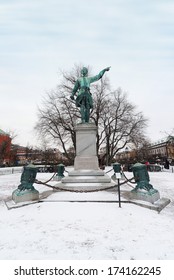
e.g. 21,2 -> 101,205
70,66 -> 110,123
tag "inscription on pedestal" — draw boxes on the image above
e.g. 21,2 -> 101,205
74,156 -> 99,170
74,123 -> 99,170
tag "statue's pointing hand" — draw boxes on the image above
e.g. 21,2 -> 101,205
105,66 -> 111,71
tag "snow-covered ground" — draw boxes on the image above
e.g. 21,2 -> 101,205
0,167 -> 174,260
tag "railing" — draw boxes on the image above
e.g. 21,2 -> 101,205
0,166 -> 23,175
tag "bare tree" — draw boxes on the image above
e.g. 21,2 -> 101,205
92,88 -> 148,165
35,65 -> 148,165
35,90 -> 78,162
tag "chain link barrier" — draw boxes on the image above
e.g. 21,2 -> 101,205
122,171 -> 136,184
35,168 -> 136,193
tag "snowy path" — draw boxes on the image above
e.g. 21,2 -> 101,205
0,170 -> 174,260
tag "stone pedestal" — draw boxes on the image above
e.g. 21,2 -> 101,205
55,123 -> 115,191
12,189 -> 39,204
74,123 -> 99,170
129,189 -> 160,204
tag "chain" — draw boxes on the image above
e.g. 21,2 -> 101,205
105,168 -> 113,174
35,179 -> 117,193
35,167 -> 136,193
122,171 -> 136,184
35,177 -> 135,193
35,172 -> 57,185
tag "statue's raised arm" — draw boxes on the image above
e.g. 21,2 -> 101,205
89,67 -> 111,83
70,66 -> 111,123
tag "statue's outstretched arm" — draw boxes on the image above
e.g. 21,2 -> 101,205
89,66 -> 111,83
104,66 -> 111,71
99,66 -> 111,77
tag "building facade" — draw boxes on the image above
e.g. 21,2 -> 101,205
115,136 -> 174,165
0,129 -> 11,165
148,136 -> 174,163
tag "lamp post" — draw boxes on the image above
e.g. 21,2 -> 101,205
112,162 -> 122,208
125,146 -> 129,158
105,126 -> 109,166
125,146 -> 129,171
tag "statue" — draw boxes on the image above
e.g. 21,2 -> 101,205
70,66 -> 110,123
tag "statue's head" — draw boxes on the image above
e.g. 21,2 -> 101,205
81,67 -> 88,77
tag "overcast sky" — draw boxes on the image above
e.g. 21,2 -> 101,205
0,0 -> 174,147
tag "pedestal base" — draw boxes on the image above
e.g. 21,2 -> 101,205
12,189 -> 39,204
55,169 -> 115,191
55,123 -> 115,192
130,189 -> 160,204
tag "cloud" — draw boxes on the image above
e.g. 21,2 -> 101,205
0,0 -> 174,145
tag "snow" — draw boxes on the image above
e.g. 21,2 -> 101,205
0,167 -> 174,260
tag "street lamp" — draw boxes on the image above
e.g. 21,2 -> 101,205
125,146 -> 129,158
125,146 -> 129,171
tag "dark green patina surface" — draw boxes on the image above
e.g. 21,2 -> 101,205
18,164 -> 38,191
132,162 -> 157,194
56,163 -> 65,179
70,66 -> 110,123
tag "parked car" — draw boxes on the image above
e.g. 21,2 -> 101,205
147,164 -> 161,172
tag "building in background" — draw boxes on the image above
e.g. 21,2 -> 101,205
10,145 -> 64,166
148,136 -> 174,164
0,129 -> 11,166
115,136 -> 174,165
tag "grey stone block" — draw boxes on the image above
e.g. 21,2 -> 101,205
12,189 -> 39,204
129,189 -> 160,204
